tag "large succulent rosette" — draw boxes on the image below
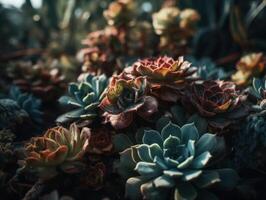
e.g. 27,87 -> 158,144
129,56 -> 197,102
118,122 -> 238,200
100,73 -> 158,129
25,123 -> 90,178
184,80 -> 248,129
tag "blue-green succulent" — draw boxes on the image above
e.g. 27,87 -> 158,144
8,86 -> 42,124
186,56 -> 228,80
117,122 -> 238,200
0,86 -> 42,128
56,74 -> 108,124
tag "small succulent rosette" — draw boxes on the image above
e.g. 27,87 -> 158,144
183,80 -> 248,130
232,53 -> 266,86
25,123 -> 90,179
57,74 -> 108,124
100,73 -> 158,129
128,56 -> 197,102
116,122 -> 238,200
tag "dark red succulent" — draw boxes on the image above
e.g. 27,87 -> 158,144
88,127 -> 113,154
100,73 -> 158,129
184,80 -> 248,129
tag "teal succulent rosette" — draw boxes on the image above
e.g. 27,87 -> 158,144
117,122 -> 238,200
56,74 -> 108,124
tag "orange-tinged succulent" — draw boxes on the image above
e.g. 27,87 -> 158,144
232,53 -> 266,85
128,56 -> 197,102
25,123 -> 90,177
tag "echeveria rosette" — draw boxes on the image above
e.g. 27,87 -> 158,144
129,56 -> 198,102
184,80 -> 248,130
57,74 -> 108,124
100,73 -> 158,129
25,123 -> 90,179
118,122 -> 238,200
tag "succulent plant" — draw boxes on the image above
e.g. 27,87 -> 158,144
100,73 -> 158,129
183,80 -> 248,130
88,127 -> 113,154
56,74 -> 108,124
79,27 -> 123,76
8,86 -> 42,124
249,78 -> 266,101
117,122 -> 238,200
186,56 -> 228,80
4,60 -> 67,103
103,0 -> 136,27
25,123 -> 90,179
128,56 -> 197,102
152,6 -> 200,55
152,7 -> 200,38
232,53 -> 266,86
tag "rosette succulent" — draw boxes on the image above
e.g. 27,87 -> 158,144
183,80 -> 248,129
25,123 -> 90,178
8,86 -> 42,124
129,56 -> 197,102
232,53 -> 266,86
57,74 -> 108,124
100,73 -> 158,129
118,122 -> 238,200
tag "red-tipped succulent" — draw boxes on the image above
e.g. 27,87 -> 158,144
100,73 -> 158,129
128,56 -> 197,102
184,80 -> 248,129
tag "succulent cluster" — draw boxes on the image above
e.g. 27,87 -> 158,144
117,122 -> 238,200
3,61 -> 66,103
1,0 -> 266,199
